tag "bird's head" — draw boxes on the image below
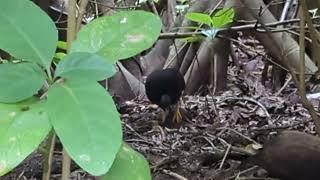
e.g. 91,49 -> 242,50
159,94 -> 172,110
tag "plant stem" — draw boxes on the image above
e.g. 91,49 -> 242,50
46,67 -> 53,83
42,130 -> 56,180
67,0 -> 77,50
61,0 -> 77,179
62,148 -> 72,180
76,0 -> 89,31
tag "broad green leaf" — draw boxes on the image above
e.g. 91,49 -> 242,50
211,8 -> 234,28
55,52 -> 116,81
0,62 -> 46,103
71,10 -> 161,63
46,79 -> 122,175
101,143 -> 151,180
185,12 -> 212,27
0,97 -> 51,176
0,0 -> 58,69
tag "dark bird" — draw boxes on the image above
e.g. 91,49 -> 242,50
145,68 -> 185,126
241,131 -> 320,180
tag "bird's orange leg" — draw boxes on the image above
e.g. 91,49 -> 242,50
172,100 -> 182,123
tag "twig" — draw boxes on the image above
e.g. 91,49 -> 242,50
219,144 -> 231,170
126,138 -> 153,145
147,0 -> 166,33
151,156 -> 179,170
123,123 -> 148,141
162,169 -> 188,180
218,127 -> 260,145
206,133 -> 255,156
275,74 -> 292,96
219,96 -> 270,118
42,130 -> 56,180
163,0 -> 224,68
233,165 -> 260,179
249,119 -> 312,132
192,135 -> 223,152
76,0 -> 89,31
62,149 -> 71,180
89,0 -> 140,9
159,16 -> 320,39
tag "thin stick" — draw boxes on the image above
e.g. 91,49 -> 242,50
62,0 -> 77,179
162,169 -> 188,180
219,144 -> 231,170
76,0 -> 89,31
62,149 -> 71,180
42,130 -> 56,180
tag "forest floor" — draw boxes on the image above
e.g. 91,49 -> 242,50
122,68 -> 316,180
121,38 -> 317,179
4,39 -> 318,180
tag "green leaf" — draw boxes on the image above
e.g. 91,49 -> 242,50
0,97 -> 51,176
185,12 -> 212,27
55,52 -> 116,81
0,62 -> 46,103
57,41 -> 67,50
46,79 -> 122,175
54,52 -> 66,63
211,8 -> 234,28
0,0 -> 58,69
101,143 -> 151,180
71,10 -> 161,63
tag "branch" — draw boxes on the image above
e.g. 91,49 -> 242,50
159,16 -> 320,39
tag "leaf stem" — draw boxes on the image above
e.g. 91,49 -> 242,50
42,130 -> 56,180
46,67 -> 53,83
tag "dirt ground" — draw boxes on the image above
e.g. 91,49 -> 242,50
121,78 -> 315,180
3,39 -> 319,180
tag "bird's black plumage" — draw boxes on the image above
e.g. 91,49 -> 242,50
145,68 -> 185,110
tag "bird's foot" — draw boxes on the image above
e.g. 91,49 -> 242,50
172,106 -> 182,124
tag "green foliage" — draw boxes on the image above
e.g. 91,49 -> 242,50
71,10 -> 162,63
55,52 -> 116,81
54,52 -> 66,62
101,143 -> 152,180
185,8 -> 234,28
57,41 -> 67,51
185,12 -> 213,27
0,98 -> 51,176
184,8 -> 234,40
0,62 -> 46,103
0,0 -> 58,69
46,78 -> 122,175
0,0 -> 159,178
211,8 -> 235,28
